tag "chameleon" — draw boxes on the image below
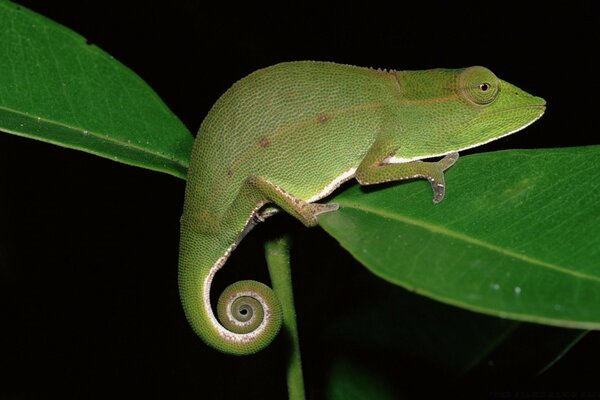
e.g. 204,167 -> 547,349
178,61 -> 546,355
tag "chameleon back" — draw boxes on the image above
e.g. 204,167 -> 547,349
184,61 -> 399,227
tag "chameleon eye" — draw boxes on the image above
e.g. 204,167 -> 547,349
458,66 -> 500,106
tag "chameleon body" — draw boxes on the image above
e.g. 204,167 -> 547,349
179,61 -> 545,355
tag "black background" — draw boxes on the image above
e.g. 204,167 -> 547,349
1,1 -> 598,399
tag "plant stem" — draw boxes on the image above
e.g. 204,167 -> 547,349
265,236 -> 305,400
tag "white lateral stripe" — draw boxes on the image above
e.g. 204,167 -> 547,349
306,167 -> 357,203
202,208 -> 270,343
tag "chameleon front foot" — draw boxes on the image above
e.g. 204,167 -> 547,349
429,152 -> 459,203
356,149 -> 460,204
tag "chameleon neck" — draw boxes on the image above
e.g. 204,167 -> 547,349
178,219 -> 282,355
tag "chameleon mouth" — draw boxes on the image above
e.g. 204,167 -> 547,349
387,103 -> 546,164
454,103 -> 546,153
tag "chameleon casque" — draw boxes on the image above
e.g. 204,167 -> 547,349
178,61 -> 546,355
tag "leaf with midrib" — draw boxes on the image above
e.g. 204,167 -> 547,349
322,270 -> 587,378
0,1 -> 193,179
319,146 -> 600,329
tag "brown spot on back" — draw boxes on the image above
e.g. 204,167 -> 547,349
227,168 -> 233,177
259,137 -> 270,148
317,114 -> 329,123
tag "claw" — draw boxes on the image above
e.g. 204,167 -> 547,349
430,152 -> 458,203
431,181 -> 446,203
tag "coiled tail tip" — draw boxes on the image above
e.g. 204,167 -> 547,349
214,280 -> 283,355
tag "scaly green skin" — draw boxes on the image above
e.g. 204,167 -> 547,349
179,61 -> 545,355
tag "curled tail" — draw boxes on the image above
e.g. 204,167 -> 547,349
178,221 -> 282,355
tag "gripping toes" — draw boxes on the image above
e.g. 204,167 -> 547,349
430,177 -> 446,204
429,152 -> 459,203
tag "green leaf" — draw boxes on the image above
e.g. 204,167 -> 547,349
322,270 -> 587,378
322,273 -> 520,376
0,1 -> 193,179
319,146 -> 600,329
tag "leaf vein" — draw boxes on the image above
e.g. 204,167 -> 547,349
337,201 -> 600,283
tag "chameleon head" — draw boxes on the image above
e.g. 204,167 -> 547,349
394,66 -> 546,159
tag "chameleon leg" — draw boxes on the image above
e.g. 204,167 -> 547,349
356,147 -> 459,203
228,175 -> 338,228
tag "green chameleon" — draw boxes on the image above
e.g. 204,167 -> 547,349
178,61 -> 546,355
